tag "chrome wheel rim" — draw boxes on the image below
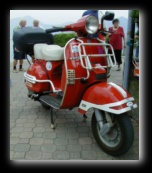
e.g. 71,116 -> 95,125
97,120 -> 121,148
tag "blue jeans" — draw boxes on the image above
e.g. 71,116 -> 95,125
135,45 -> 139,58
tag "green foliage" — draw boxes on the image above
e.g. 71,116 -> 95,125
130,10 -> 139,23
54,32 -> 77,47
105,35 -> 109,43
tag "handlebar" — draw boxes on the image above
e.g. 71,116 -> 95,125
45,27 -> 64,33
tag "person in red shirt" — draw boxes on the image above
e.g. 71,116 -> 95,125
108,19 -> 126,71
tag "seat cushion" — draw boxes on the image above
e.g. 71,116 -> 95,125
34,44 -> 64,61
34,43 -> 47,59
42,45 -> 64,61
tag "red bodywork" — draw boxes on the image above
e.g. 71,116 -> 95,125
25,14 -> 135,114
26,38 -> 108,109
78,82 -> 131,114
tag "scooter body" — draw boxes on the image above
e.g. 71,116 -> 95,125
15,11 -> 137,156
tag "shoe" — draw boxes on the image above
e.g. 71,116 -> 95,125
19,68 -> 25,72
12,69 -> 18,73
116,68 -> 121,71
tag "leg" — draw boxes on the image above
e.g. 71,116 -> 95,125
13,50 -> 18,73
19,53 -> 25,71
83,114 -> 87,122
115,50 -> 122,71
50,107 -> 56,129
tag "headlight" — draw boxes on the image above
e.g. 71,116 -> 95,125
85,16 -> 98,34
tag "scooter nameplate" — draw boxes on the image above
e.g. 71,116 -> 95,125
26,81 -> 32,87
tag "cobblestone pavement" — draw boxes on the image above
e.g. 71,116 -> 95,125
10,60 -> 139,160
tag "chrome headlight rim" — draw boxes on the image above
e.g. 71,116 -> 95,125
85,15 -> 98,34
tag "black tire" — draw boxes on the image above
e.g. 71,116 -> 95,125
92,111 -> 134,156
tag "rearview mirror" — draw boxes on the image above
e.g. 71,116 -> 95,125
103,11 -> 115,21
101,11 -> 115,30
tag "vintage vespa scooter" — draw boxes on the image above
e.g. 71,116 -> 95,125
13,11 -> 137,156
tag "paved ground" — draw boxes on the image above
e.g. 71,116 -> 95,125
10,59 -> 139,160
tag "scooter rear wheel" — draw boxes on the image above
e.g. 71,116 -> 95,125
92,111 -> 134,156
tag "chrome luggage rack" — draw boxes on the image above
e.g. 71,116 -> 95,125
77,39 -> 116,70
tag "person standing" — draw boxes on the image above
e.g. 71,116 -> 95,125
33,19 -> 39,27
135,30 -> 139,61
108,18 -> 126,71
13,19 -> 27,73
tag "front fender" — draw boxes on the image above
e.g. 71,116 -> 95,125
78,82 -> 137,114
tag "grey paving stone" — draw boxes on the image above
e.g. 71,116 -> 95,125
65,122 -> 77,127
79,137 -> 92,145
67,144 -> 82,153
10,132 -> 20,138
67,127 -> 77,133
41,144 -> 56,153
10,151 -> 14,159
66,132 -> 79,139
36,123 -> 44,127
16,119 -> 27,123
10,144 -> 15,151
92,143 -> 102,152
35,119 -> 46,123
34,132 -> 43,138
54,138 -> 68,145
56,118 -> 66,124
10,137 -> 20,144
15,123 -> 24,127
43,132 -> 56,139
56,145 -> 66,151
69,139 -> 78,144
26,114 -> 38,120
43,139 -> 54,144
53,151 -> 70,160
26,119 -> 35,123
13,152 -> 25,159
55,126 -> 67,134
82,144 -> 93,151
14,143 -> 30,152
81,151 -> 97,160
79,133 -> 89,137
29,138 -> 44,145
11,127 -> 24,133
42,153 -> 53,159
19,132 -> 33,138
25,151 -> 42,160
24,123 -> 36,128
19,138 -> 29,144
70,153 -> 81,160
23,127 -> 33,132
77,127 -> 89,133
10,123 -> 15,129
30,145 -> 41,151
56,133 -> 66,138
33,127 -> 45,133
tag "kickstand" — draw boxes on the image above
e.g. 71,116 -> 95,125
50,107 -> 56,129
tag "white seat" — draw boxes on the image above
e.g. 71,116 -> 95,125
34,44 -> 47,60
34,44 -> 64,61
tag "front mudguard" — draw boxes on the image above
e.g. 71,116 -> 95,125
78,82 -> 137,115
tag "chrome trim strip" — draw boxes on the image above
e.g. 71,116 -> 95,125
79,97 -> 137,114
108,82 -> 127,98
24,72 -> 61,93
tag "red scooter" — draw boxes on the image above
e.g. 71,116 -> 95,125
13,11 -> 137,156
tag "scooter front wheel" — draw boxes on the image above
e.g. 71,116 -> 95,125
92,111 -> 134,156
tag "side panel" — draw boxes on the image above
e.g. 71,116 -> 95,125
60,39 -> 87,109
26,62 -> 49,92
61,38 -> 109,109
